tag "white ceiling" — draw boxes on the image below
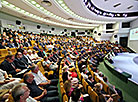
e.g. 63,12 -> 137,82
0,0 -> 138,29
91,0 -> 138,12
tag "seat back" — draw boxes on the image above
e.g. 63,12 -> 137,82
37,61 -> 45,75
0,49 -> 8,57
8,48 -> 17,55
88,86 -> 99,102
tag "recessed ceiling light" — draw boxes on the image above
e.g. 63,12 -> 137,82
3,1 -> 9,4
31,1 -> 36,4
113,3 -> 121,8
68,18 -> 74,20
127,5 -> 133,9
15,7 -> 20,11
58,0 -> 63,4
36,4 -> 40,7
41,0 -> 52,7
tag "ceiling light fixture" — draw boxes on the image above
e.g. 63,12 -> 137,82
41,0 -> 52,7
21,0 -> 99,27
1,0 -> 94,29
55,0 -> 115,24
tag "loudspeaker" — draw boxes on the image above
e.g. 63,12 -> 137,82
16,20 -> 21,25
37,25 -> 41,29
64,29 -> 67,32
75,30 -> 78,32
114,35 -> 117,38
94,31 -> 97,34
51,28 -> 55,31
87,32 -> 90,34
85,30 -> 88,32
90,29 -> 93,32
98,33 -> 101,36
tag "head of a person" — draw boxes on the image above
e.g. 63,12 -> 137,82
44,56 -> 47,61
23,73 -> 34,84
23,50 -> 27,55
33,43 -> 37,46
95,83 -> 103,92
28,50 -> 32,55
32,50 -> 36,54
103,76 -> 108,82
6,55 -> 15,63
64,80 -> 71,93
16,52 -> 23,59
19,44 -> 23,48
30,65 -> 39,73
71,88 -> 81,102
12,83 -> 30,102
71,78 -> 79,88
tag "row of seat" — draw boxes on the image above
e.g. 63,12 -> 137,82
59,63 -> 68,102
87,62 -> 120,102
75,61 -> 99,102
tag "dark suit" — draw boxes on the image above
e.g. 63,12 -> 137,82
22,55 -> 32,66
24,42 -> 31,47
14,58 -> 27,70
0,60 -> 17,75
6,43 -> 15,48
33,46 -> 40,51
0,44 -> 6,49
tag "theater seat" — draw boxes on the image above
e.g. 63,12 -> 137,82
88,86 -> 99,102
37,61 -> 54,77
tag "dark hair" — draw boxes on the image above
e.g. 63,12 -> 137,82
5,54 -> 14,59
103,76 -> 108,82
71,88 -> 81,102
23,73 -> 31,83
30,65 -> 36,71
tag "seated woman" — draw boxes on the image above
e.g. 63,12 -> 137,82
64,80 -> 72,98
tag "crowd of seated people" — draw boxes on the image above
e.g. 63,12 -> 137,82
0,28 -> 127,102
58,39 -> 126,102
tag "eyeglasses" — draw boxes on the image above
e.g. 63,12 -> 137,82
10,58 -> 14,61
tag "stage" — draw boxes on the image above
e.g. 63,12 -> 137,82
112,53 -> 138,83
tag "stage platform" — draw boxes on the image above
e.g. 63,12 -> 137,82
112,53 -> 138,83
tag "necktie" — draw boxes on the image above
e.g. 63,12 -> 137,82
11,63 -> 16,70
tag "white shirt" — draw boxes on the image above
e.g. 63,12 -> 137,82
0,69 -> 6,81
32,71 -> 47,85
26,96 -> 37,102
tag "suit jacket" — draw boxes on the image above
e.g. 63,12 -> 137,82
0,60 -> 17,75
6,43 -> 15,48
14,58 -> 27,70
24,42 -> 31,47
0,44 -> 6,49
33,46 -> 40,51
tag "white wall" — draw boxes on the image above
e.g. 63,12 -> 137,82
128,18 -> 138,53
0,12 -> 87,36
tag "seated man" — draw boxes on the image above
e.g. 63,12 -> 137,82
14,52 -> 28,70
23,73 -> 59,102
0,55 -> 22,76
94,83 -> 113,102
30,65 -> 58,91
0,69 -> 20,90
103,76 -> 123,101
11,83 -> 37,102
42,56 -> 58,71
22,49 -> 33,66
27,50 -> 42,64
